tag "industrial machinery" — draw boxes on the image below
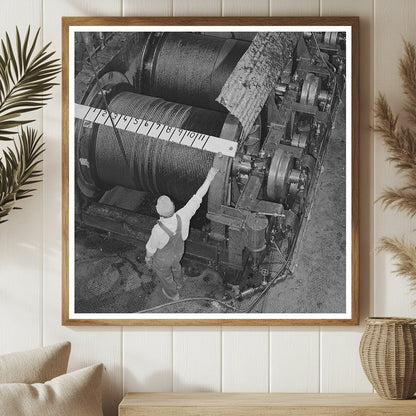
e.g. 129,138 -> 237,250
74,30 -> 346,305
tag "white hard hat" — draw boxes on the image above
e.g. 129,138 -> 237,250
156,195 -> 175,217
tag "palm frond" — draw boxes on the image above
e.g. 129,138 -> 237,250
379,237 -> 416,298
0,127 -> 44,223
0,27 -> 60,141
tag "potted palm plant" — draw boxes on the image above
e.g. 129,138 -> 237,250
0,27 -> 60,223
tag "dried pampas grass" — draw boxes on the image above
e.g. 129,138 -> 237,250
376,40 -> 416,296
378,237 -> 416,293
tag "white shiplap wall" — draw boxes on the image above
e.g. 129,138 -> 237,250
1,1 -> 416,415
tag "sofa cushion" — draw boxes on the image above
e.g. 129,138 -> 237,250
0,342 -> 71,384
0,363 -> 104,416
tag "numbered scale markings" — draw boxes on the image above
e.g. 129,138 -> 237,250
74,103 -> 237,158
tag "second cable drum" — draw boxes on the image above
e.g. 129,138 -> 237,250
137,32 -> 249,112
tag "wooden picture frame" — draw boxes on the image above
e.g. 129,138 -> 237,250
62,16 -> 359,326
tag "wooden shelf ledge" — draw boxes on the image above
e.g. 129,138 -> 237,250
119,392 -> 416,415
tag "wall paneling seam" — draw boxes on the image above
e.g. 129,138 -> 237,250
319,330 -> 323,392
220,327 -> 223,391
319,325 -> 322,393
121,330 -> 125,395
41,0 -> 45,350
171,327 -> 174,391
268,327 -> 271,393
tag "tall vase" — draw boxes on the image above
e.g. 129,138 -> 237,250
359,317 -> 416,399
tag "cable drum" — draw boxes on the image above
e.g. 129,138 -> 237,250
139,33 -> 249,112
94,91 -> 227,202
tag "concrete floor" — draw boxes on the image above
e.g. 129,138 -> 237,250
74,104 -> 346,315
75,229 -> 230,314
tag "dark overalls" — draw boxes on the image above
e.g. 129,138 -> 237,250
152,214 -> 184,298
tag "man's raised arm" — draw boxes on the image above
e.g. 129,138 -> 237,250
178,167 -> 219,219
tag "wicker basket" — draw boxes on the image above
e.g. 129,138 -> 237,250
359,317 -> 416,399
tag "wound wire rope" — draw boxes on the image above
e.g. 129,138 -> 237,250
81,33 -> 130,168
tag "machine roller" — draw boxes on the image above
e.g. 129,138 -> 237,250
137,32 -> 249,111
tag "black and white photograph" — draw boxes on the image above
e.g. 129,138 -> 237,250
64,19 -> 358,324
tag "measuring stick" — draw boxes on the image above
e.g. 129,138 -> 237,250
75,103 -> 237,158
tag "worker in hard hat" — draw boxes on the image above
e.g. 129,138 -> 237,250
145,167 -> 219,301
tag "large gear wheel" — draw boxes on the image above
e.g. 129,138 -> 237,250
300,73 -> 322,106
266,148 -> 295,202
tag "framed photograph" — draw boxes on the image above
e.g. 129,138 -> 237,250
62,17 -> 359,325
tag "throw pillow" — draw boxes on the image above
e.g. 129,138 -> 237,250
0,363 -> 104,416
0,341 -> 71,384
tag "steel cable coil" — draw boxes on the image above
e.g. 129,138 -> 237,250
139,32 -> 249,112
94,91 -> 227,202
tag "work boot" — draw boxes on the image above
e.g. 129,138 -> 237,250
162,288 -> 180,301
175,272 -> 189,290
172,265 -> 184,289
